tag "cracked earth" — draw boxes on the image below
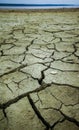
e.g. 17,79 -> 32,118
0,9 -> 79,130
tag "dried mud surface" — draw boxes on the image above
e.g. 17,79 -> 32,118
0,9 -> 79,130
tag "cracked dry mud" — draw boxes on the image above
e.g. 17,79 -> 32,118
0,10 -> 79,130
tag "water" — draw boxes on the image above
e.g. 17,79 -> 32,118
0,4 -> 79,9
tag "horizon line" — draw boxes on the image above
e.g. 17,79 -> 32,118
0,3 -> 79,6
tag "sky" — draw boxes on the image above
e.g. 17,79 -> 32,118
0,0 -> 79,4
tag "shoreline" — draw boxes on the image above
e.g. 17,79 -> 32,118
0,8 -> 79,13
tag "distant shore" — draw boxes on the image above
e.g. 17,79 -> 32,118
0,8 -> 79,13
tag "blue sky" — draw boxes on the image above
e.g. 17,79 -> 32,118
0,0 -> 79,4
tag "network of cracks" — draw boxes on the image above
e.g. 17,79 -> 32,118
0,10 -> 79,130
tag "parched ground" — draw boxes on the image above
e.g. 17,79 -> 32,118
0,9 -> 79,130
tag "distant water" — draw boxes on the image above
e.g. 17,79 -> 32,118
0,4 -> 79,9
